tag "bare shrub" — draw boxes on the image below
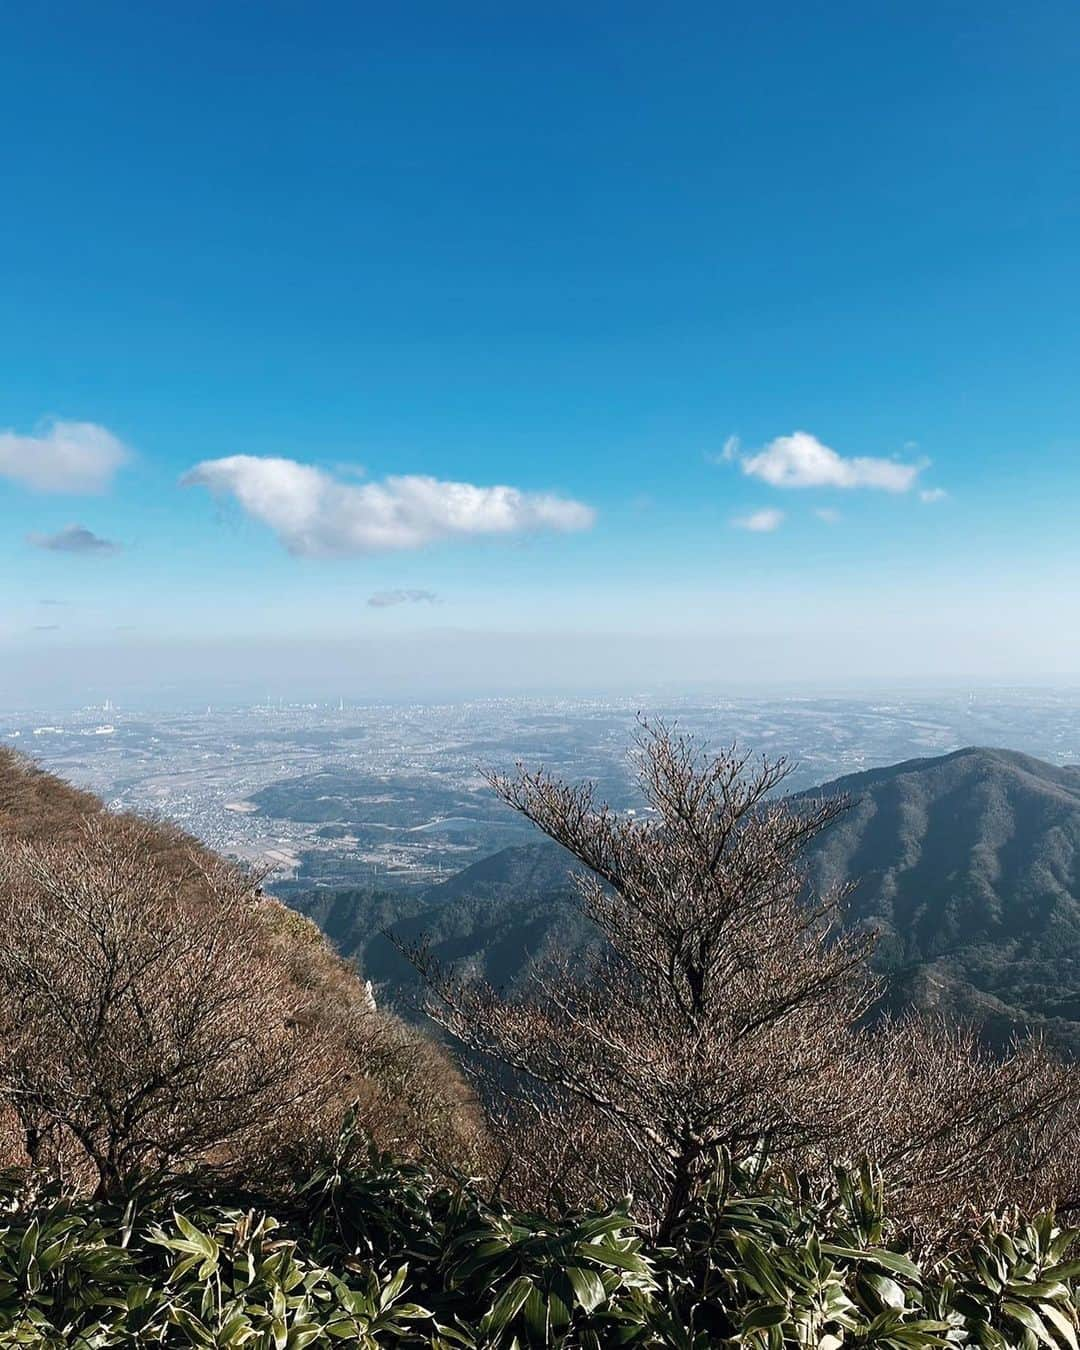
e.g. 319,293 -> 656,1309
832,1016 -> 1080,1247
253,898 -> 485,1173
0,749 -> 485,1194
414,721 -> 1080,1247
0,1102 -> 25,1171
0,746 -> 103,845
0,816 -> 335,1196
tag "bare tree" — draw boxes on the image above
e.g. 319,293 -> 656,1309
0,817 -> 334,1196
836,1016 -> 1080,1247
414,720 -> 876,1236
413,722 -> 1080,1249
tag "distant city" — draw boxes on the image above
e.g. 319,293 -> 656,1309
7,690 -> 1080,892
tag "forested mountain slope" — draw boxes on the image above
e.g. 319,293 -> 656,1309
294,843 -> 593,1011
294,747 -> 1080,1053
802,747 -> 1080,1050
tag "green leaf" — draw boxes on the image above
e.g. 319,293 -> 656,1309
481,1276 -> 535,1337
579,1245 -> 651,1275
1003,1301 -> 1057,1349
740,1304 -> 790,1330
820,1243 -> 921,1281
379,1264 -> 409,1309
564,1265 -> 606,1314
1040,1302 -> 1080,1350
521,1283 -> 550,1342
862,1271 -> 907,1310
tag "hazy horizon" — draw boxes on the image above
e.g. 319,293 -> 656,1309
5,628 -> 1080,715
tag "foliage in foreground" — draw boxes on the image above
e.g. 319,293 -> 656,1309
0,1138 -> 1077,1349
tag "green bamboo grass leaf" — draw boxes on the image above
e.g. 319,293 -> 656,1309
564,1264 -> 606,1313
573,1214 -> 638,1240
1003,1300 -> 1058,1349
819,1243 -> 921,1280
0,1155 -> 1077,1349
1039,1302 -> 1080,1350
480,1275 -> 536,1337
521,1283 -> 550,1342
578,1245 -> 652,1275
378,1263 -> 409,1309
1050,1232 -> 1080,1263
172,1211 -> 218,1262
861,1271 -> 907,1309
740,1302 -> 789,1329
430,1321 -> 477,1346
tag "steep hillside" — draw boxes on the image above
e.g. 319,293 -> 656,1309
0,744 -> 109,842
293,748 -> 1080,1053
0,748 -> 480,1167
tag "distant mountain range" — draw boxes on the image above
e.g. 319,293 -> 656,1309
292,747 -> 1080,1055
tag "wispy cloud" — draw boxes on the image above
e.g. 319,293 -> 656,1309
0,420 -> 130,493
722,431 -> 925,493
920,487 -> 948,503
733,507 -> 785,532
31,624 -> 61,632
28,525 -> 121,555
705,435 -> 742,466
815,507 -> 841,524
368,588 -> 439,608
182,455 -> 596,557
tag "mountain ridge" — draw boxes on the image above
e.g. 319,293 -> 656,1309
293,746 -> 1080,1054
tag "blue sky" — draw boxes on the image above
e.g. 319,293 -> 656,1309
3,0 -> 1079,703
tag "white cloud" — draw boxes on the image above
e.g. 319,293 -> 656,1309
0,420 -> 130,493
733,507 -> 785,532
920,487 -> 948,503
736,430 -> 923,493
815,507 -> 841,524
368,589 -> 439,608
182,455 -> 596,557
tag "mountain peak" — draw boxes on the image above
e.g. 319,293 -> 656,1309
799,745 -> 1080,1053
808,745 -> 1080,806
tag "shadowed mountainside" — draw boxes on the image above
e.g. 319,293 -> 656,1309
294,843 -> 594,1013
800,747 -> 1080,1051
294,748 -> 1080,1054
